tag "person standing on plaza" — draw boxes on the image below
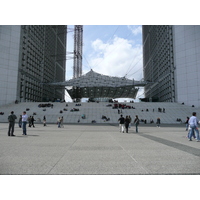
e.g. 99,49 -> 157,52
156,118 -> 161,127
128,115 -> 132,128
188,112 -> 199,141
18,115 -> 22,128
7,111 -> 17,136
28,116 -> 32,127
57,117 -> 61,128
118,114 -> 125,133
124,116 -> 130,133
43,116 -> 46,126
60,116 -> 64,128
134,115 -> 140,133
185,117 -> 189,131
22,111 -> 28,135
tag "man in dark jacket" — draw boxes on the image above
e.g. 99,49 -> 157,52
8,111 -> 17,136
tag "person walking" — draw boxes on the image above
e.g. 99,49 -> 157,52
185,117 -> 189,131
31,116 -> 35,128
188,112 -> 200,142
187,124 -> 196,139
118,115 -> 125,133
8,111 -> 17,136
134,115 -> 140,133
22,111 -> 28,135
124,116 -> 130,133
186,117 -> 195,138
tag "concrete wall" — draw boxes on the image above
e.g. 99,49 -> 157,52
174,25 -> 200,107
0,25 -> 21,106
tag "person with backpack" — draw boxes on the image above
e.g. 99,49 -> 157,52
8,111 -> 17,136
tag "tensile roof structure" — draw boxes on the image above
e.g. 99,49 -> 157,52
45,69 -> 147,99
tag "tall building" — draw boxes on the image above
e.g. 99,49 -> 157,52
142,25 -> 200,107
0,25 -> 67,106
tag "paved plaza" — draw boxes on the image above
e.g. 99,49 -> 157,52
0,123 -> 200,175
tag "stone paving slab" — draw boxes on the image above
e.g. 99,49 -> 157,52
0,123 -> 200,175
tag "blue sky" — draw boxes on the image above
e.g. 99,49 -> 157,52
66,25 -> 144,102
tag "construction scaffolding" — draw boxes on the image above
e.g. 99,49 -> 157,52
73,25 -> 83,78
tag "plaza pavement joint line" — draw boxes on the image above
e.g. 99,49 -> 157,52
46,129 -> 84,174
107,131 -> 149,174
138,133 -> 200,157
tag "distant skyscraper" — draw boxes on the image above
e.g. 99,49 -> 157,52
0,25 -> 67,106
142,25 -> 200,107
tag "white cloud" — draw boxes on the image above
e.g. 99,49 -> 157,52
88,36 -> 143,81
128,25 -> 142,36
86,35 -> 144,102
91,39 -> 107,51
66,26 -> 145,102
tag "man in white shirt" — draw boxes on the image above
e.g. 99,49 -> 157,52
22,111 -> 28,135
188,112 -> 199,141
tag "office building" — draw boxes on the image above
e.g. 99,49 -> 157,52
142,25 -> 200,107
0,25 -> 67,106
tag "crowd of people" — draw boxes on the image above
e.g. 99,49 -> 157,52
113,103 -> 135,109
118,115 -> 139,133
70,108 -> 80,112
158,108 -> 165,113
7,111 -> 38,136
6,109 -> 67,135
4,102 -> 200,142
116,112 -> 199,142
38,103 -> 54,108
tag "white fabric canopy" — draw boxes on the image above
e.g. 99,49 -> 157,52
45,70 -> 146,99
47,69 -> 146,87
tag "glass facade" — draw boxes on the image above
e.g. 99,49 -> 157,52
0,25 -> 67,105
142,25 -> 200,107
143,25 -> 176,102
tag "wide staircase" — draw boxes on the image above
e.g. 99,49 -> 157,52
0,102 -> 199,124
